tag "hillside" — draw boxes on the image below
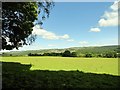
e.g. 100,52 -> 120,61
76,45 -> 119,54
1,45 -> 119,56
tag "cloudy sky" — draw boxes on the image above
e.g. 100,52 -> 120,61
16,1 -> 119,51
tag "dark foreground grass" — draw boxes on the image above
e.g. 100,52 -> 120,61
2,62 -> 120,89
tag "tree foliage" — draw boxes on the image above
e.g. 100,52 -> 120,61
71,52 -> 77,57
2,1 -> 54,50
85,53 -> 92,58
62,50 -> 77,57
62,50 -> 71,57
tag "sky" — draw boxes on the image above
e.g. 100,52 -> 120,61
7,1 -> 119,51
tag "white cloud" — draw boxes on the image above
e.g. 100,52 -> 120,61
67,39 -> 74,42
17,43 -> 46,51
98,12 -> 118,27
89,28 -> 101,32
98,0 -> 119,27
110,0 -> 119,11
79,41 -> 88,45
32,25 -> 70,40
59,34 -> 70,39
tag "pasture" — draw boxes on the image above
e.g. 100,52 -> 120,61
1,56 -> 119,76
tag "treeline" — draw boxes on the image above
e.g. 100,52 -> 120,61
83,53 -> 119,58
28,52 -> 63,56
28,50 -> 77,57
28,50 -> 119,58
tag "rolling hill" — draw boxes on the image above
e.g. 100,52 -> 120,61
1,45 -> 119,56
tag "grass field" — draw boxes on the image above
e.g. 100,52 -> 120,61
1,56 -> 119,76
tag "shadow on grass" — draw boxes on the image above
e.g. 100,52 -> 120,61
2,62 -> 120,89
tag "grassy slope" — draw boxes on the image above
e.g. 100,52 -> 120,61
1,57 -> 118,76
76,45 -> 118,54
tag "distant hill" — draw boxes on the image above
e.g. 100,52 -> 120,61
1,45 -> 119,56
75,45 -> 119,54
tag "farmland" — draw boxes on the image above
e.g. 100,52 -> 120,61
1,56 -> 120,89
1,56 -> 119,75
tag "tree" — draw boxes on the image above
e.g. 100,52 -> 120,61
62,50 -> 71,57
2,1 -> 54,50
71,52 -> 77,57
113,53 -> 117,58
97,54 -> 102,57
28,53 -> 32,56
85,53 -> 92,58
105,53 -> 113,58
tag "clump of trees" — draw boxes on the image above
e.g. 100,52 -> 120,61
2,50 -> 119,58
28,50 -> 77,57
84,53 -> 119,58
28,52 -> 63,56
85,53 -> 93,58
28,50 -> 119,58
62,50 -> 77,57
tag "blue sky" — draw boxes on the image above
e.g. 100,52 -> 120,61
16,1 -> 118,51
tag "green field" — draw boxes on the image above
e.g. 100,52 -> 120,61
1,56 -> 119,76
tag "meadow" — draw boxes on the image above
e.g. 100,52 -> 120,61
1,56 -> 119,76
1,56 -> 120,89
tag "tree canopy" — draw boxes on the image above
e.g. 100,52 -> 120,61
2,1 -> 54,50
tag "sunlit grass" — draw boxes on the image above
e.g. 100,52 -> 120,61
1,56 -> 118,75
